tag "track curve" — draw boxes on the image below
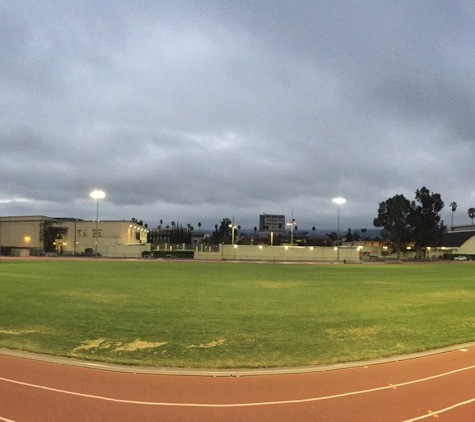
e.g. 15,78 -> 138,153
2,346 -> 475,421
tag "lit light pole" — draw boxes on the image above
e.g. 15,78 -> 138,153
229,224 -> 237,245
332,197 -> 346,263
286,212 -> 296,246
90,190 -> 106,257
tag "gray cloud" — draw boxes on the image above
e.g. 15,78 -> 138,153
2,1 -> 475,232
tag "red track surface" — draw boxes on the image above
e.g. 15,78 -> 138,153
2,347 -> 475,421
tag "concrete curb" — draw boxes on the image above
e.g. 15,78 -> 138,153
2,342 -> 475,377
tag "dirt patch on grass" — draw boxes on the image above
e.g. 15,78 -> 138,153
73,338 -> 112,352
0,329 -> 37,335
115,340 -> 168,351
73,338 -> 168,353
186,339 -> 226,349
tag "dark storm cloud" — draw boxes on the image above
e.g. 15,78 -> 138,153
2,0 -> 475,231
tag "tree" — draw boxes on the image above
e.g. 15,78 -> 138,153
374,187 -> 446,258
212,218 -> 232,243
410,187 -> 445,256
468,208 -> 475,224
373,194 -> 413,257
344,228 -> 353,242
450,202 -> 457,228
43,224 -> 68,253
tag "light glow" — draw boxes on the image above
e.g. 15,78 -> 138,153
90,190 -> 106,200
332,197 -> 346,205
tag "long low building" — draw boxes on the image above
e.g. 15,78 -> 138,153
0,215 -> 150,258
440,224 -> 475,256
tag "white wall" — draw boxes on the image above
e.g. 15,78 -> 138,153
195,245 -> 360,262
99,243 -> 151,258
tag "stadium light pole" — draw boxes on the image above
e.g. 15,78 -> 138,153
229,223 -> 237,245
90,190 -> 106,257
332,197 -> 346,263
286,211 -> 296,246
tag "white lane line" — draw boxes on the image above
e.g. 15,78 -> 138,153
0,416 -> 16,422
1,364 -> 475,408
403,397 -> 475,421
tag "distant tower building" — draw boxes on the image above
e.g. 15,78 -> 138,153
259,214 -> 285,234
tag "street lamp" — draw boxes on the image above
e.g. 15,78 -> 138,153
90,190 -> 106,257
286,212 -> 296,246
229,224 -> 237,245
332,197 -> 346,263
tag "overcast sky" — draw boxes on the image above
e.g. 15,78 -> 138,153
2,1 -> 475,232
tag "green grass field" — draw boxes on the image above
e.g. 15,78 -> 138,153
0,260 -> 474,369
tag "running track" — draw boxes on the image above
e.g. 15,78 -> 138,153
2,346 -> 475,421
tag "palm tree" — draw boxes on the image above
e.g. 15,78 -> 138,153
469,208 -> 475,224
450,202 -> 457,228
198,222 -> 202,232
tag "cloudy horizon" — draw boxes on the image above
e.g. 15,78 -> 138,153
2,1 -> 475,232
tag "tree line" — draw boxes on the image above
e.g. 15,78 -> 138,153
142,187 -> 475,249
373,186 -> 447,258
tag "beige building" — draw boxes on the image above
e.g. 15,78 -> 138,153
0,216 -> 150,258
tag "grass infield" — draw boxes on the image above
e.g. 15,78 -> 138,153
0,260 -> 474,369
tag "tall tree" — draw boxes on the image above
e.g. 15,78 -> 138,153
468,207 -> 475,224
410,187 -> 445,255
450,202 -> 457,228
344,228 -> 353,242
373,194 -> 413,257
212,218 -> 232,243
